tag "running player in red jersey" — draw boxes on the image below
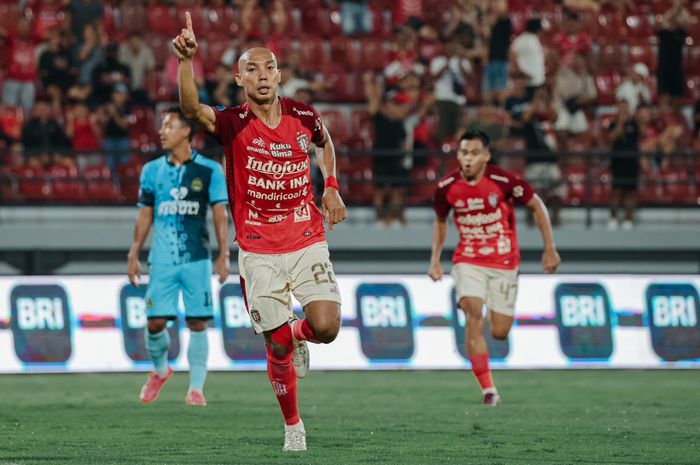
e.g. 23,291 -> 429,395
173,13 -> 346,451
428,131 -> 561,406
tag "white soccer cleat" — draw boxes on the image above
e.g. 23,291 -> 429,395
283,428 -> 307,451
289,319 -> 310,378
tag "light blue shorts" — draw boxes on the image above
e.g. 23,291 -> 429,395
145,259 -> 214,320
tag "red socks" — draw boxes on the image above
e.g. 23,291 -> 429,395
468,353 -> 495,392
292,319 -> 319,343
266,324 -> 300,425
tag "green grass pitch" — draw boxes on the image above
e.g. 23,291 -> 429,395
1,370 -> 698,464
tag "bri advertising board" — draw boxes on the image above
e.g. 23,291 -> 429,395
0,275 -> 699,373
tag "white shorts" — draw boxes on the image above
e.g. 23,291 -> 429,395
238,241 -> 342,333
452,263 -> 519,316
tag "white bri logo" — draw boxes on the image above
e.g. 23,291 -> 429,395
125,297 -> 147,328
294,204 -> 311,222
652,296 -> 697,327
16,297 -> 65,330
223,296 -> 253,328
252,138 -> 266,148
360,296 -> 408,328
560,295 -> 607,327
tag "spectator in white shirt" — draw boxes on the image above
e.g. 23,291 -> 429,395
615,63 -> 651,113
430,38 -> 472,141
510,19 -> 546,99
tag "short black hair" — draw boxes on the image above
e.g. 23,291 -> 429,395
166,106 -> 197,142
525,18 -> 542,33
460,130 -> 490,149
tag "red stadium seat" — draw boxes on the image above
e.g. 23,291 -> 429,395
130,107 -> 158,153
300,8 -> 332,38
349,110 -> 374,149
597,11 -> 626,41
118,162 -> 143,204
17,166 -> 51,201
563,166 -> 586,206
206,5 -> 239,37
628,43 -> 656,71
0,3 -> 19,35
84,165 -> 121,203
595,72 -> 621,105
145,70 -> 170,102
176,6 -> 206,33
102,2 -> 116,37
407,165 -> 438,205
685,44 -> 700,74
146,35 -> 172,67
118,1 -> 147,34
0,106 -> 24,140
50,164 -> 86,202
330,37 -> 361,70
685,74 -> 700,101
298,37 -> 329,71
203,35 -> 232,72
147,4 -> 178,37
359,39 -> 386,71
625,13 -> 653,41
320,109 -> 349,145
315,67 -> 353,102
598,42 -> 625,72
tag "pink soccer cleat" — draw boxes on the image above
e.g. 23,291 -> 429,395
139,368 -> 174,403
185,389 -> 207,406
482,392 -> 501,407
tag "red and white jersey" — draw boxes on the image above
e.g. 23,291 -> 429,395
433,165 -> 535,270
213,98 -> 325,254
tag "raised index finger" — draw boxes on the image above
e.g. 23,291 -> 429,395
185,11 -> 193,33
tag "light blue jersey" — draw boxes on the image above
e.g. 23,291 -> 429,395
138,151 -> 228,266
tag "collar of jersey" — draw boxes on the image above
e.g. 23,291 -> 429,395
166,150 -> 198,166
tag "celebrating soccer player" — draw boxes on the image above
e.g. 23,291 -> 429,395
428,130 -> 561,406
173,12 -> 346,451
127,107 -> 230,407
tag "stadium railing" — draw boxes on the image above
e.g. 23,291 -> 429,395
1,147 -> 698,222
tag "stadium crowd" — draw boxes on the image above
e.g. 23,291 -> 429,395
0,0 -> 698,228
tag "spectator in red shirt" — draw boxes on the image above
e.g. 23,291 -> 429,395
32,0 -> 66,41
66,100 -> 102,153
1,18 -> 38,112
553,11 -> 593,68
384,27 -> 425,90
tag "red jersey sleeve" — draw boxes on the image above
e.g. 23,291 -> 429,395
212,105 -> 247,147
433,175 -> 456,219
283,98 -> 325,144
490,166 -> 535,206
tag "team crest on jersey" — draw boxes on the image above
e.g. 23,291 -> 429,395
296,133 -> 310,153
190,178 -> 203,192
513,186 -> 524,198
250,309 -> 261,323
488,193 -> 499,208
146,298 -> 153,309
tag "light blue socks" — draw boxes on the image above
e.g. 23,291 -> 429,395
187,330 -> 209,391
146,328 -> 170,377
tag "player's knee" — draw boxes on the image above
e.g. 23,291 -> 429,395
490,327 -> 509,340
186,318 -> 208,332
147,319 -> 167,334
311,313 -> 340,344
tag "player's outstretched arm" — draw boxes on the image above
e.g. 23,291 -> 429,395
428,218 -> 447,281
212,204 -> 230,284
526,194 -> 561,274
173,11 -> 216,134
315,127 -> 346,231
127,207 -> 154,287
